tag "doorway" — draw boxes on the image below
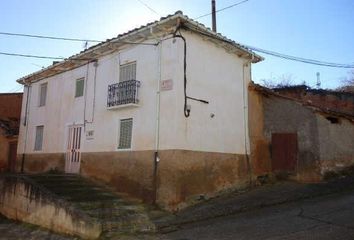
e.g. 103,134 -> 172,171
8,141 -> 17,172
65,125 -> 82,173
271,133 -> 298,172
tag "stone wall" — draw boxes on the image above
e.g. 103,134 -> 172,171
262,95 -> 322,182
0,175 -> 101,239
249,87 -> 354,182
316,114 -> 354,174
80,150 -> 250,211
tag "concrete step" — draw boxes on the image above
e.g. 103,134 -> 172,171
27,173 -> 157,237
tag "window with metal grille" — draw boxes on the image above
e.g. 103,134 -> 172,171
39,83 -> 47,107
118,118 -> 133,149
119,62 -> 136,82
75,78 -> 85,97
34,125 -> 44,151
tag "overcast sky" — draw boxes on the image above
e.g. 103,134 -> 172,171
0,0 -> 353,92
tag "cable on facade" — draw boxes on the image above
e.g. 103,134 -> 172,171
173,26 -> 209,118
172,31 -> 190,118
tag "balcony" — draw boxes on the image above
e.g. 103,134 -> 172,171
107,80 -> 140,109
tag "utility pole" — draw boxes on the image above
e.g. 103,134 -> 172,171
212,0 -> 217,32
316,72 -> 321,89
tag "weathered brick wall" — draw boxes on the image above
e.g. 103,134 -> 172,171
0,93 -> 22,120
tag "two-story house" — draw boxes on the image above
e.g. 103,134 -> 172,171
16,11 -> 263,210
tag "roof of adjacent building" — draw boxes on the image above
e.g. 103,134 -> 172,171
17,11 -> 263,85
250,82 -> 354,122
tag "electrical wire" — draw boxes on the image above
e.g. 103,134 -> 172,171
195,0 -> 250,19
173,33 -> 190,118
173,28 -> 209,118
243,44 -> 354,68
183,25 -> 354,69
0,31 -> 157,46
0,31 -> 102,43
136,0 -> 161,17
0,51 -> 65,60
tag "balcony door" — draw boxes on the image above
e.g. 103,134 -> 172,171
65,125 -> 82,174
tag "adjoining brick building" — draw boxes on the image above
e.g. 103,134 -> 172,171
0,93 -> 23,172
249,83 -> 354,182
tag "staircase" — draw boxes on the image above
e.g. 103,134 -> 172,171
27,174 -> 158,239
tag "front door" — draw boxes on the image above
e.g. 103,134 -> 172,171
65,125 -> 82,173
271,133 -> 298,172
8,142 -> 17,172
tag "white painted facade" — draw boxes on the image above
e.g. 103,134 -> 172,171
17,15 -> 257,161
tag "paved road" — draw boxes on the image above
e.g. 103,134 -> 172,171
1,190 -> 354,239
161,190 -> 354,240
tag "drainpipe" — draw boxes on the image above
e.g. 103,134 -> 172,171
83,61 -> 90,130
242,55 -> 254,186
153,36 -> 162,204
21,83 -> 31,173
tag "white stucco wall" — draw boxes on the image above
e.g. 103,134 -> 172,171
159,31 -> 251,154
18,31 -> 252,156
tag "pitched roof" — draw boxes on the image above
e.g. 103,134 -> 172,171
17,11 -> 263,85
250,82 -> 354,122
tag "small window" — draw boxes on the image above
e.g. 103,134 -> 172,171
118,118 -> 133,149
39,83 -> 47,107
34,126 -> 44,151
75,78 -> 85,97
119,62 -> 136,82
326,116 -> 340,124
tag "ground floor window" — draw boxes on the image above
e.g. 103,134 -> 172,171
118,118 -> 133,149
34,125 -> 44,151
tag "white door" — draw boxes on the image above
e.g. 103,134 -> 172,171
65,125 -> 82,173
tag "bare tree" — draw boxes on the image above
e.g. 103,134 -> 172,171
260,73 -> 299,88
338,70 -> 354,93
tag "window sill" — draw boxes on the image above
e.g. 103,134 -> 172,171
107,103 -> 139,110
116,148 -> 132,152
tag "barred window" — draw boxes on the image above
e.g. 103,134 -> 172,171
119,62 -> 136,82
118,118 -> 133,149
34,125 -> 44,151
39,83 -> 47,107
75,78 -> 85,97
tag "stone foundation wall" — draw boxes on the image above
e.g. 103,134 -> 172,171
16,153 -> 65,173
80,151 -> 155,203
0,175 -> 101,239
15,150 -> 251,211
81,150 -> 250,211
157,150 -> 250,211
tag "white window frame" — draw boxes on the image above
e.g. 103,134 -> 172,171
38,82 -> 47,107
75,77 -> 85,98
119,61 -> 137,83
34,125 -> 44,151
117,118 -> 133,150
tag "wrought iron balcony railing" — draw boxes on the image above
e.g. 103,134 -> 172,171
107,80 -> 140,108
